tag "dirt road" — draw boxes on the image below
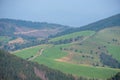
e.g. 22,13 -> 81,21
28,48 -> 44,61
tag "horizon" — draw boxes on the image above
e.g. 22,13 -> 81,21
0,13 -> 119,27
0,0 -> 120,27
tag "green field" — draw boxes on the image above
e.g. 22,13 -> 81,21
13,45 -> 47,59
49,30 -> 95,42
42,46 -> 67,59
34,56 -> 119,79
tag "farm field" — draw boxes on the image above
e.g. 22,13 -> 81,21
13,45 -> 48,59
49,30 -> 95,42
33,55 -> 119,79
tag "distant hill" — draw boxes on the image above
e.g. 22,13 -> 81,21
0,19 -> 70,51
53,14 -> 120,37
0,49 -> 80,80
0,18 -> 69,38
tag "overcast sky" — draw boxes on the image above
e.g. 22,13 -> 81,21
0,0 -> 120,27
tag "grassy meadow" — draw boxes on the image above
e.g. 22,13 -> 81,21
49,30 -> 95,42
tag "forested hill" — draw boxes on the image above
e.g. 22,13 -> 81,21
0,49 -> 76,80
0,18 -> 69,37
0,18 -> 69,29
53,14 -> 120,37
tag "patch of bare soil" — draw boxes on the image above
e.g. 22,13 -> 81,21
55,52 -> 74,62
34,67 -> 47,80
14,28 -> 60,38
8,37 -> 24,44
14,30 -> 39,35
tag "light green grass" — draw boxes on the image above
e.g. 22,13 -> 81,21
13,45 -> 47,59
42,46 -> 68,59
34,56 -> 120,79
49,31 -> 95,42
107,45 -> 120,61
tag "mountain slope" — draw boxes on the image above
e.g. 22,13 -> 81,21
0,18 -> 69,38
49,26 -> 120,68
0,19 -> 70,51
0,49 -> 77,80
53,14 -> 120,37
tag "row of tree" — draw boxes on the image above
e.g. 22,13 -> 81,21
50,36 -> 83,45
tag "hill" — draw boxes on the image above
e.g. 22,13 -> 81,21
0,19 -> 70,51
48,27 -> 120,68
0,18 -> 69,37
13,44 -> 120,79
13,14 -> 120,79
52,14 -> 120,38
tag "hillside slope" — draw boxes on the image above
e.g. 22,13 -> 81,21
53,14 -> 120,37
49,27 -> 120,68
0,18 -> 69,38
12,14 -> 120,79
0,19 -> 70,51
0,49 -> 78,80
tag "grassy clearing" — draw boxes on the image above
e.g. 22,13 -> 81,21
49,31 -> 95,42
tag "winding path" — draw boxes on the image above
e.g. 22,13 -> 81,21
28,48 -> 44,61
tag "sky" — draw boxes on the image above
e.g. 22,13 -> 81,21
0,0 -> 120,27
